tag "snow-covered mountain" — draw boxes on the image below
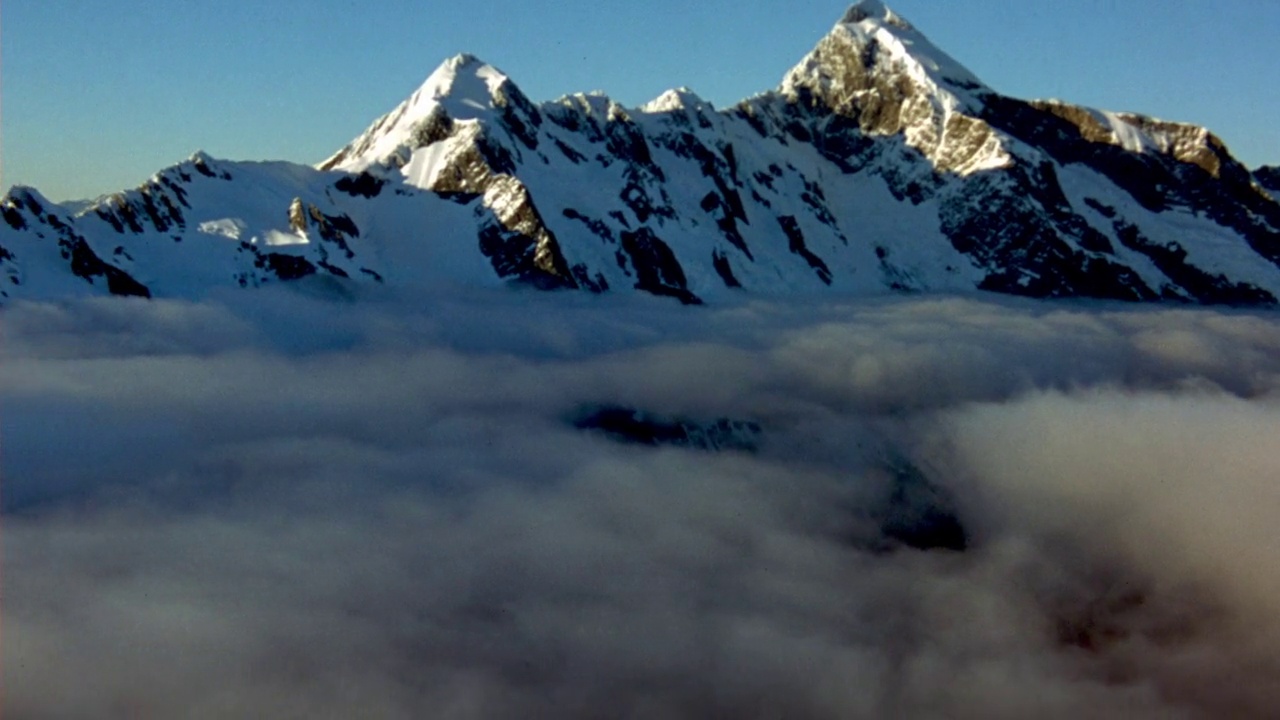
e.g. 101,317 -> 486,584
4,0 -> 1280,305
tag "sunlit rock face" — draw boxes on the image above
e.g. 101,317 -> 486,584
4,1 -> 1280,305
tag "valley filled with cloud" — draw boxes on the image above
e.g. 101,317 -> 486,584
3,284 -> 1279,718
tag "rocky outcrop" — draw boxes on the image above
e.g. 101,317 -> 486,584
571,405 -> 762,452
870,455 -> 968,553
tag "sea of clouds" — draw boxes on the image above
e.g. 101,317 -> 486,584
2,282 -> 1278,718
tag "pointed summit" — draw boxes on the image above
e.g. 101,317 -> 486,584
320,55 -> 528,173
785,1 -> 988,103
779,2 -> 1008,175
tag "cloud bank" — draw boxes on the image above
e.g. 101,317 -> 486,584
3,286 -> 1279,718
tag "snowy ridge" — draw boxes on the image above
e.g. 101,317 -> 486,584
3,1 -> 1280,307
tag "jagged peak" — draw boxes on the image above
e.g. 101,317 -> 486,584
189,150 -> 215,165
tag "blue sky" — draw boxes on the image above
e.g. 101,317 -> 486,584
3,0 -> 1278,201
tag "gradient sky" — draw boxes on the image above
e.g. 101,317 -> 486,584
3,0 -> 1278,202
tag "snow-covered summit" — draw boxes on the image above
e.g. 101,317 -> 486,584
640,88 -> 714,115
841,0 -> 910,29
784,1 -> 989,108
320,54 -> 525,173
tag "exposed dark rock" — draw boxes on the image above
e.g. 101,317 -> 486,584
288,199 -> 359,259
604,113 -> 654,168
778,215 -> 833,284
941,174 -> 1158,302
712,250 -> 742,288
619,227 -> 701,304
134,190 -> 165,232
477,220 -> 576,290
409,106 -> 456,149
618,173 -> 672,225
562,208 -> 615,243
474,177 -> 577,288
158,175 -> 191,208
572,405 -> 761,452
317,260 -> 350,278
334,173 -> 385,198
553,138 -> 587,164
62,234 -> 150,297
984,97 -> 1280,272
1112,219 -> 1275,305
108,196 -> 146,234
798,178 -> 840,230
320,209 -> 359,239
700,190 -> 753,259
193,158 -> 218,178
259,253 -> 318,281
872,457 -> 968,553
570,264 -> 609,293
3,205 -> 27,231
15,192 -> 42,216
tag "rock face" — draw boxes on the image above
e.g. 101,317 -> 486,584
3,0 -> 1279,305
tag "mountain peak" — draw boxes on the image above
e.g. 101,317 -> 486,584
782,2 -> 990,108
320,54 -> 521,173
778,3 -> 1008,175
418,53 -> 510,105
640,87 -> 713,115
840,0 -> 912,29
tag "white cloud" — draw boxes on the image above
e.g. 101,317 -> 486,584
3,288 -> 1279,718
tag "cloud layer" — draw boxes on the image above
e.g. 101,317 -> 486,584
3,286 -> 1279,718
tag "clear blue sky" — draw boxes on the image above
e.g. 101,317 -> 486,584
3,0 -> 1278,202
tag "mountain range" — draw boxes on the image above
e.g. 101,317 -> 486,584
4,0 -> 1280,306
